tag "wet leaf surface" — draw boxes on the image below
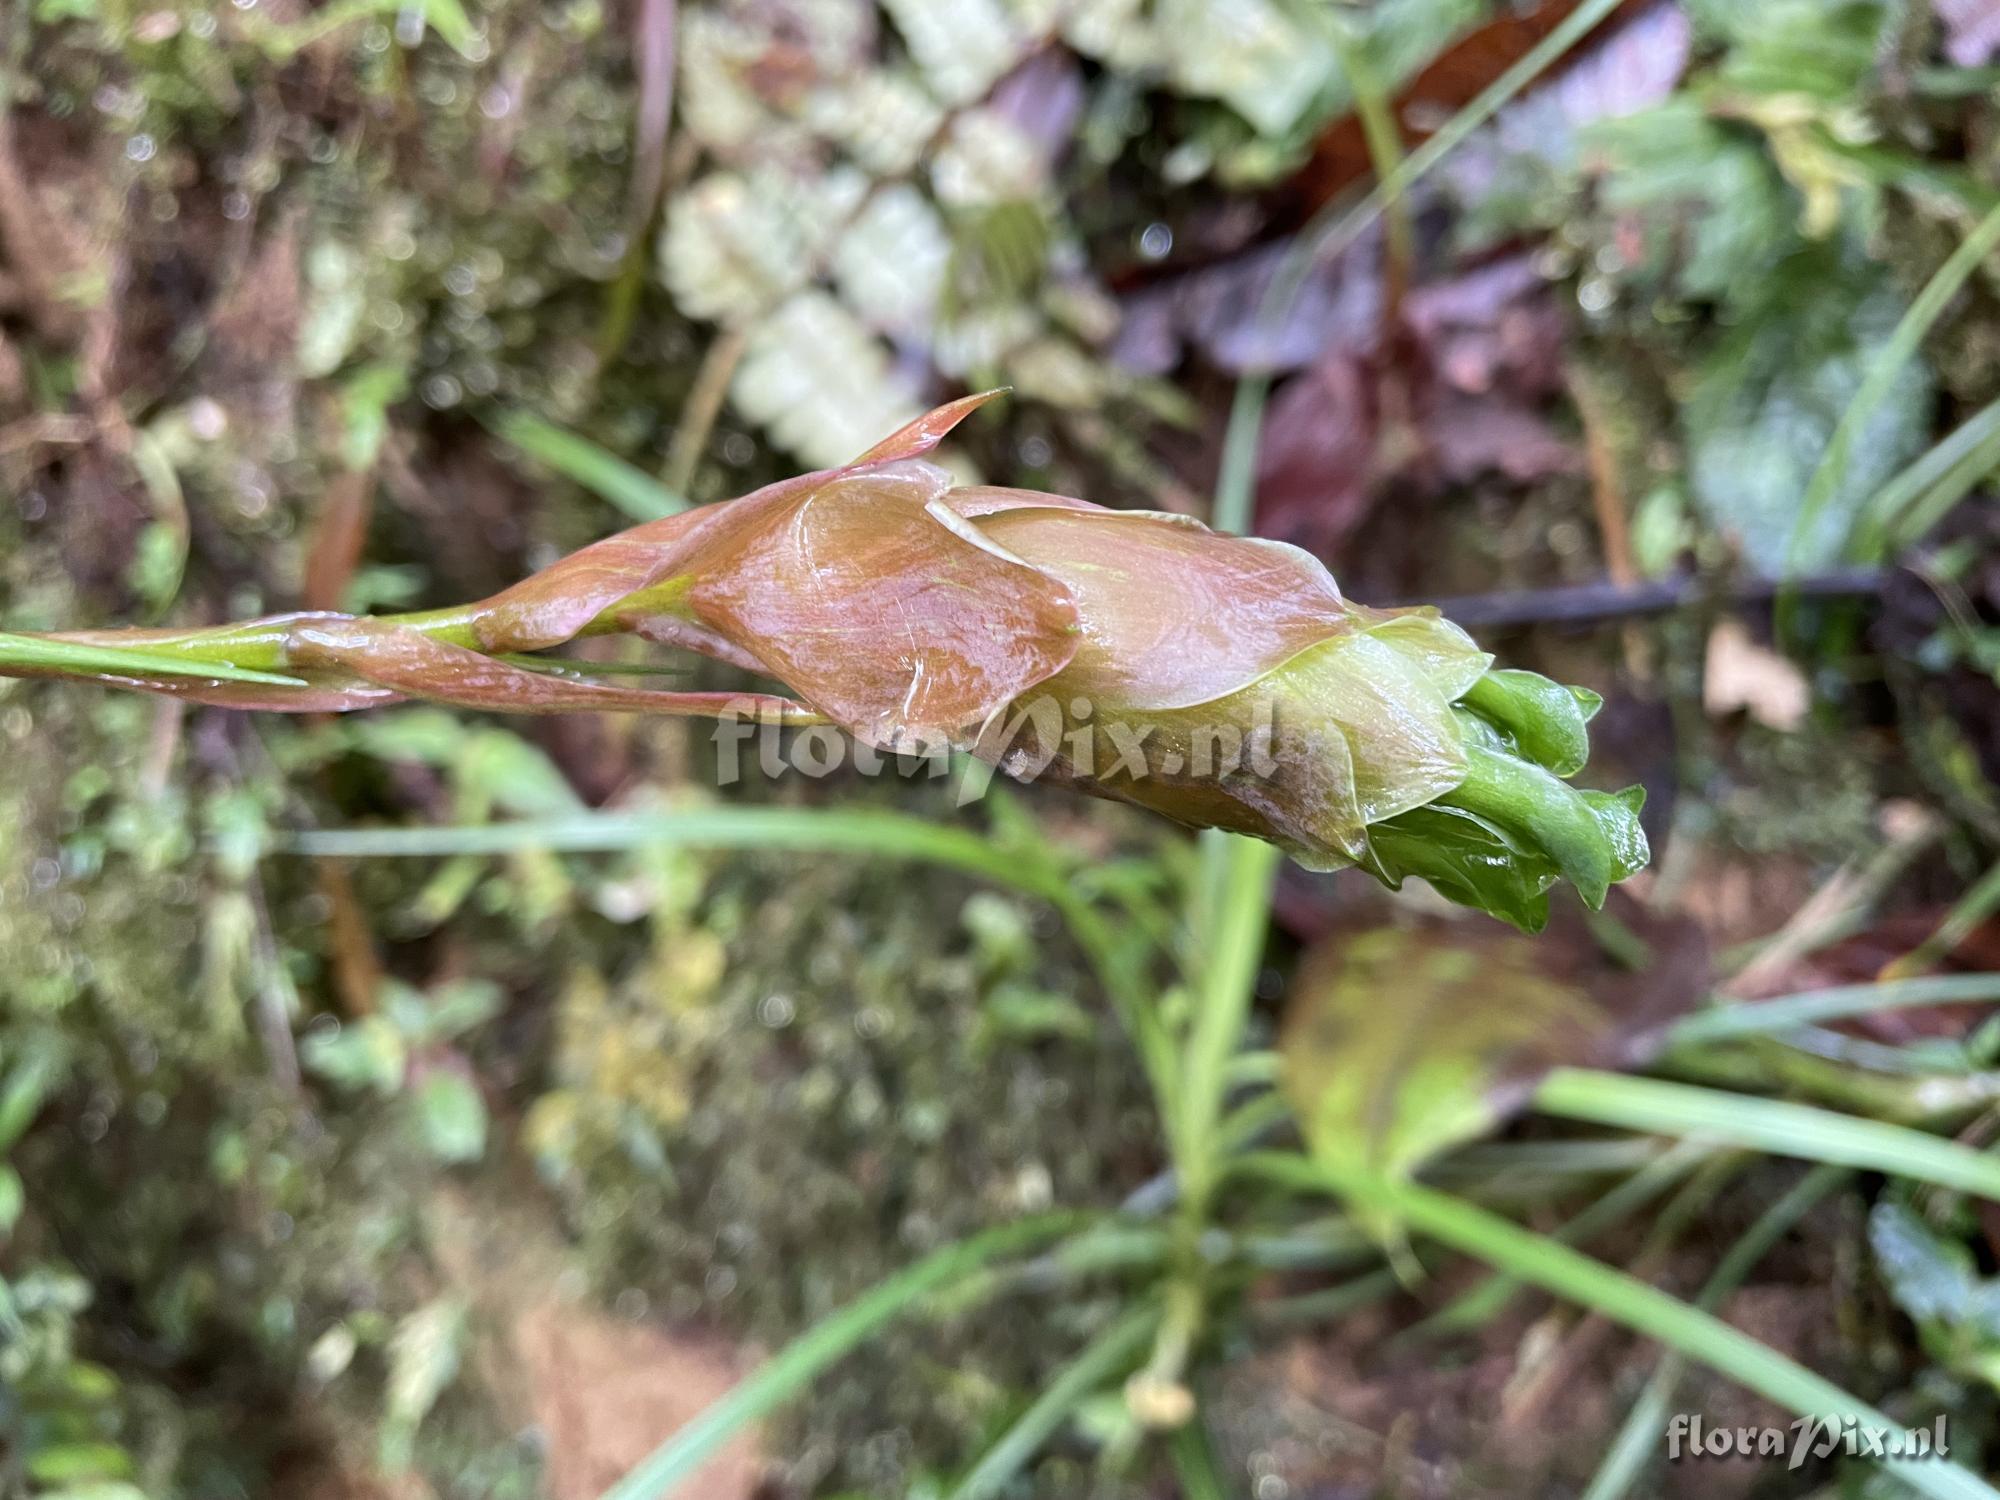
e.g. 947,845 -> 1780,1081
1280,904 -> 1708,1187
1684,265 -> 1934,574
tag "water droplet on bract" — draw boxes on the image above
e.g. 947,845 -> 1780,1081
126,133 -> 157,163
480,85 -> 515,120
222,189 -> 251,220
394,7 -> 426,47
1138,221 -> 1173,260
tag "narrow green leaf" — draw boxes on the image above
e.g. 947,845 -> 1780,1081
490,411 -> 687,522
286,805 -> 1065,902
1536,1068 -> 2000,1201
1670,974 -> 2000,1045
1783,197 -> 2000,606
599,1214 -> 1089,1500
1581,1166 -> 1850,1500
945,1306 -> 1158,1500
1176,835 -> 1282,1198
0,632 -> 307,687
1245,1153 -> 2000,1500
1853,392 -> 2000,558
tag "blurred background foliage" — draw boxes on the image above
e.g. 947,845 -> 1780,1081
4,0 -> 2000,1497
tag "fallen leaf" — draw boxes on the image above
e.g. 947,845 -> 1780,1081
1253,355 -> 1379,553
1280,904 -> 1707,1198
1702,619 -> 1810,730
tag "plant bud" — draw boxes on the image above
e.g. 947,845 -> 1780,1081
0,395 -> 1646,926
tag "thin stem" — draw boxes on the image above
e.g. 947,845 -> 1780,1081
1323,19 -> 1414,310
1211,380 -> 1268,537
1175,837 -> 1283,1202
1255,0 -> 1630,345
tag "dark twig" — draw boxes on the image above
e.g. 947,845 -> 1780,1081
1420,568 -> 1885,630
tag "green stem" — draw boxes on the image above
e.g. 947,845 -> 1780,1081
1326,23 -> 1415,303
1257,0 -> 1629,340
1175,837 -> 1283,1203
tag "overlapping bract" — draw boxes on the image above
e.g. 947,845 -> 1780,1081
2,394 -> 1646,925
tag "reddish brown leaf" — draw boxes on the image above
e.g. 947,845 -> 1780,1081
654,463 -> 1079,745
964,497 -> 1357,711
1254,357 -> 1379,553
850,387 -> 1004,464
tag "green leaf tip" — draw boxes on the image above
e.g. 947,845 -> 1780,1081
1460,668 -> 1595,777
1359,670 -> 1649,925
